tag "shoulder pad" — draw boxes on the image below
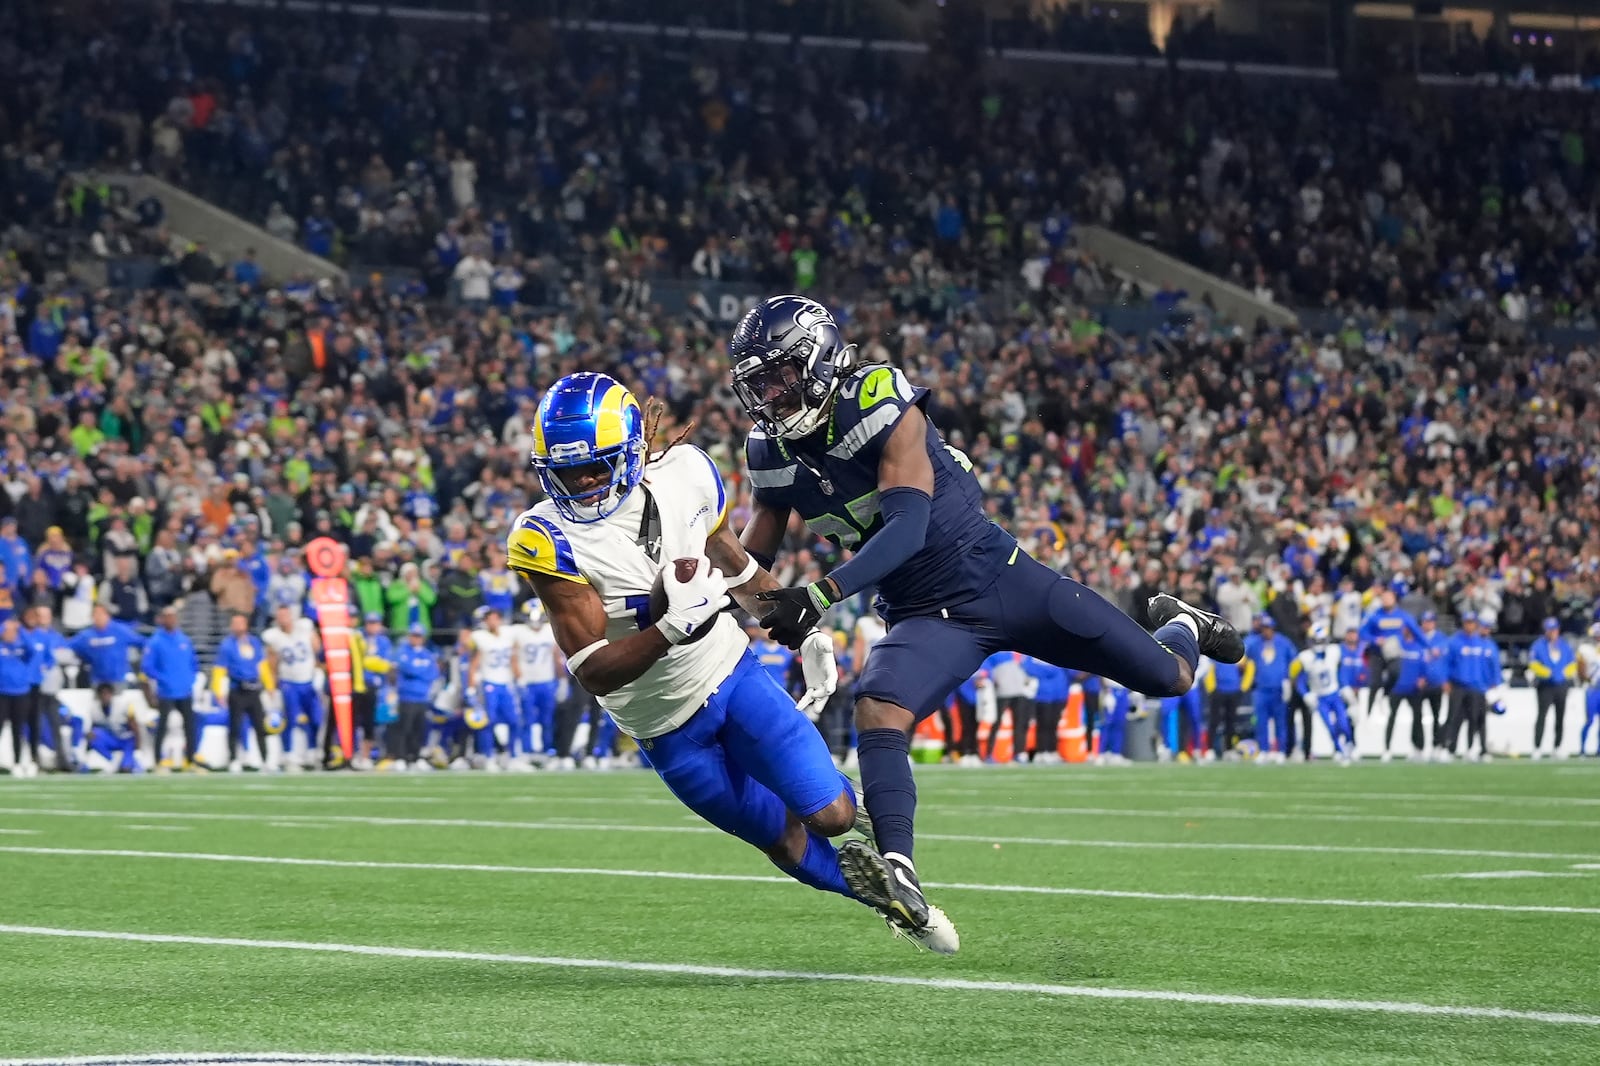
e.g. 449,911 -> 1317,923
506,511 -> 588,584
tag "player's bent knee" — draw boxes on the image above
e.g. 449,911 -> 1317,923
763,813 -> 809,867
802,790 -> 856,837
1169,660 -> 1195,697
855,697 -> 914,734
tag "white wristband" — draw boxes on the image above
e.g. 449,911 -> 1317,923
729,554 -> 761,587
565,639 -> 608,675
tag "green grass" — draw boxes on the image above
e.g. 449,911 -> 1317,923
2,762 -> 1599,1065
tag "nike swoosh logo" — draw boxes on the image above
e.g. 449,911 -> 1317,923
689,598 -> 709,610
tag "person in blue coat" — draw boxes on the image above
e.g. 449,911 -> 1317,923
1415,611 -> 1450,751
1527,617 -> 1577,758
22,605 -> 72,773
394,624 -> 441,768
1203,655 -> 1245,759
1442,612 -> 1501,761
1383,629 -> 1429,759
69,605 -> 147,688
141,604 -> 202,769
1243,615 -> 1297,761
1022,656 -> 1069,764
0,616 -> 39,774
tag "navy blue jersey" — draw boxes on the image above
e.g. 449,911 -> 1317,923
746,364 -> 1016,621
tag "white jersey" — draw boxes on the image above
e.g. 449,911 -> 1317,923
470,627 -> 518,686
507,445 -> 743,739
855,614 -> 887,665
1296,645 -> 1344,698
1579,641 -> 1600,685
262,617 -> 319,685
509,622 -> 558,684
91,690 -> 145,738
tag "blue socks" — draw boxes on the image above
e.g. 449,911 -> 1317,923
778,829 -> 854,899
857,727 -> 917,862
1154,620 -> 1200,672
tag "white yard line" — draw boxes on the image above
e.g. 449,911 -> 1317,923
0,1056 -> 626,1066
2,806 -> 1598,862
909,802 -> 1599,829
1,924 -> 1595,1027
934,785 -> 1600,808
1420,871 -> 1588,881
7,846 -> 1599,917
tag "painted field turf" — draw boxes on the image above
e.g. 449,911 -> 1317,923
1,763 -> 1598,1065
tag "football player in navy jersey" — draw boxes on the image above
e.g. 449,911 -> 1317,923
731,295 -> 1245,938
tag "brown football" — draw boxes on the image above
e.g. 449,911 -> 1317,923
648,557 -> 717,643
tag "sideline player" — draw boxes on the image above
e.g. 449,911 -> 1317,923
1292,624 -> 1355,764
263,605 -> 324,770
728,296 -> 1244,936
510,600 -> 561,762
510,371 -> 958,952
467,606 -> 523,769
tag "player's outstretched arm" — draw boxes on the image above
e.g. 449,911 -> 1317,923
523,571 -> 670,697
752,409 -> 936,648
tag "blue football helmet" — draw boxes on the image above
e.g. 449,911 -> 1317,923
729,295 -> 856,439
531,372 -> 646,523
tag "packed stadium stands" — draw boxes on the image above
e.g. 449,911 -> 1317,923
0,1 -> 1597,774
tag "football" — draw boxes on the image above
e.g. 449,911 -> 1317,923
648,557 -> 717,643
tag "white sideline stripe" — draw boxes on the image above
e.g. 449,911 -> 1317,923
7,846 -> 1600,917
924,802 -> 1598,829
2,806 -> 1599,862
0,1056 -> 624,1066
1421,871 -> 1588,881
0,828 -> 40,835
2,923 -> 1596,1027
28,780 -> 1600,810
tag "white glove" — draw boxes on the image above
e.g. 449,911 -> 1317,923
795,629 -> 838,720
657,555 -> 730,645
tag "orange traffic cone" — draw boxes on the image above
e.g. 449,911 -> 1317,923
990,708 -> 1016,763
1059,688 -> 1088,762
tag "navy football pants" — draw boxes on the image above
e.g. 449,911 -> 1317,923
856,550 -> 1184,722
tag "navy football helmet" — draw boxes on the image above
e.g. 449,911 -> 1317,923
729,295 -> 856,439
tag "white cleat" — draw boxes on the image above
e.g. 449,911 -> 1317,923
887,903 -> 960,956
1532,750 -> 1544,761
483,758 -> 502,773
449,757 -> 471,772
1555,749 -> 1570,761
284,760 -> 303,774
959,754 -> 982,767
510,758 -> 537,773
1481,752 -> 1494,763
1435,750 -> 1454,763
1380,751 -> 1393,764
1287,751 -> 1304,764
557,756 -> 577,771
228,760 -> 243,774
412,760 -> 433,773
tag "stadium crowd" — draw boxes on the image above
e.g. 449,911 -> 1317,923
0,7 -> 1598,774
7,7 -> 1600,322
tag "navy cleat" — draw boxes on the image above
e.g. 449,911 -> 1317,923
838,841 -> 958,954
1148,593 -> 1245,664
839,840 -> 928,927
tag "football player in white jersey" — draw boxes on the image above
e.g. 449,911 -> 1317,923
510,372 -> 957,953
1579,623 -> 1600,757
1293,623 -> 1354,764
509,599 -> 561,761
467,605 -> 522,769
263,604 -> 324,770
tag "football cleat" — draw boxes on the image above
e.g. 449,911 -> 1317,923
1147,593 -> 1245,665
838,840 -> 929,930
885,903 -> 960,955
850,786 -> 875,848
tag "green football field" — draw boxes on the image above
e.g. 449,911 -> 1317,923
2,761 -> 1598,1066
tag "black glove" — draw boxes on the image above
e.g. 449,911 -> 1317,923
755,583 -> 830,650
